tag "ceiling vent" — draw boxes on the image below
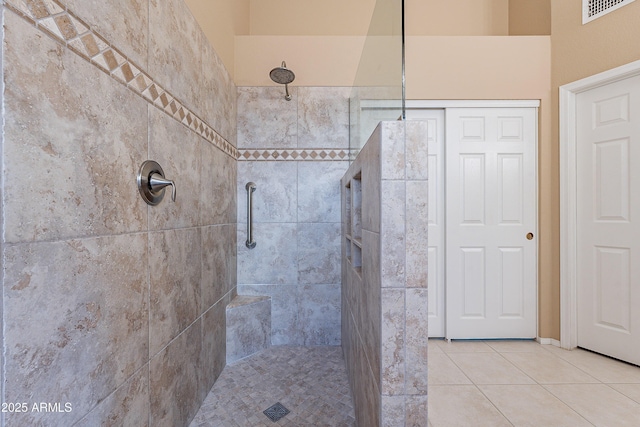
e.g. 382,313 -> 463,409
583,0 -> 637,23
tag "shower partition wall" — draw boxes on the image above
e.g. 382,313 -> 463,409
342,1 -> 429,425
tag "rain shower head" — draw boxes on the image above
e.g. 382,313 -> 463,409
270,61 -> 295,101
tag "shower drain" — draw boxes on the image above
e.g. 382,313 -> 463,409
263,402 -> 290,422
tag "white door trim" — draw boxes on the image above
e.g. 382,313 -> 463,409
559,59 -> 640,350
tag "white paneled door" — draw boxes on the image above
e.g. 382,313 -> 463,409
576,75 -> 640,365
445,108 -> 538,339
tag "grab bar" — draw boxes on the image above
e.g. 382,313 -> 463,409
245,182 -> 257,249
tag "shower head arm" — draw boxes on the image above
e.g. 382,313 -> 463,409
284,83 -> 291,101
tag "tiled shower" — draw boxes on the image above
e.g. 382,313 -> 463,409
236,86 -> 351,346
1,0 -> 424,426
1,0 -> 236,425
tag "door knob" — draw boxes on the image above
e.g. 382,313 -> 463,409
526,232 -> 534,240
137,160 -> 176,205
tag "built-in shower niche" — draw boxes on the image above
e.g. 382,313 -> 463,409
344,172 -> 362,274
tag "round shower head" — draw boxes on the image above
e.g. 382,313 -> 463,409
269,61 -> 295,85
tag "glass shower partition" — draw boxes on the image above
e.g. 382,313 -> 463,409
349,0 -> 405,158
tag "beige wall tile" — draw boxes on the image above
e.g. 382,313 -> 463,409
4,234 -> 149,425
63,0 -> 148,68
150,320 -> 203,427
3,12 -> 148,244
148,107 -> 202,230
149,228 -> 202,355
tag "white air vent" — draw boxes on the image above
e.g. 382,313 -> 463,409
583,0 -> 637,23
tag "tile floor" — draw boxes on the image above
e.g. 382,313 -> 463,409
190,340 -> 640,426
428,339 -> 640,427
189,346 -> 355,426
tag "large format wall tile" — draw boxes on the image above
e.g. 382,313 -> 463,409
237,223 -> 298,285
149,228 -> 202,355
298,161 -> 348,223
298,223 -> 341,285
201,39 -> 237,145
406,180 -> 428,288
3,12 -> 148,244
201,139 -> 236,226
201,224 -> 235,313
298,87 -> 350,149
149,107 -> 202,230
3,234 -> 149,426
201,293 -> 232,401
381,180 -> 406,288
406,289 -> 428,395
3,1 -> 238,425
63,0 -> 148,68
237,161 -> 297,222
149,0 -> 206,121
237,87 -> 298,149
406,120 -> 429,180
299,284 -> 341,345
75,368 -> 150,427
150,320 -> 202,427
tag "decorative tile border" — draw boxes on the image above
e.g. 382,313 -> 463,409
5,0 -> 238,160
238,149 -> 356,161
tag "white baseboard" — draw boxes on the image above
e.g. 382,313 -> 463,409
536,337 -> 561,347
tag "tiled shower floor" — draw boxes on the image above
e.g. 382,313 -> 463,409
190,346 -> 355,426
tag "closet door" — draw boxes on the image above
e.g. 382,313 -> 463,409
445,108 -> 538,339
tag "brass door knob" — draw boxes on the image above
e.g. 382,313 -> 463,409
526,232 -> 534,240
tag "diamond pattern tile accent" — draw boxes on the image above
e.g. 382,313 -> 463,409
5,0 -> 238,161
42,0 -> 64,14
8,1 -> 352,164
236,149 -> 357,161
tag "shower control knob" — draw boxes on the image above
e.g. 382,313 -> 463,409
137,160 -> 176,205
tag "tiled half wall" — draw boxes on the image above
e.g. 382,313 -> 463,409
2,0 -> 236,426
237,86 -> 352,346
342,121 -> 429,426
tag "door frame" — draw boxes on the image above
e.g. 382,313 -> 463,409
559,59 -> 640,350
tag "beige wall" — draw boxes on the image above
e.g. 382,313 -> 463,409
406,0 -> 509,35
189,0 -> 511,78
234,36 -> 366,86
509,0 -> 551,35
547,0 -> 640,339
248,0 -> 375,35
184,0 -> 249,78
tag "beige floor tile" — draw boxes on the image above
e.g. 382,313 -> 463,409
448,352 -> 535,385
434,339 -> 496,353
502,351 -> 599,384
479,385 -> 592,427
543,347 -> 640,384
427,339 -> 444,354
544,384 -> 640,427
485,339 -> 549,353
428,385 -> 511,427
609,384 -> 640,404
428,353 -> 472,385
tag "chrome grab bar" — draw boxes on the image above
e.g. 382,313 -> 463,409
245,182 -> 257,249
